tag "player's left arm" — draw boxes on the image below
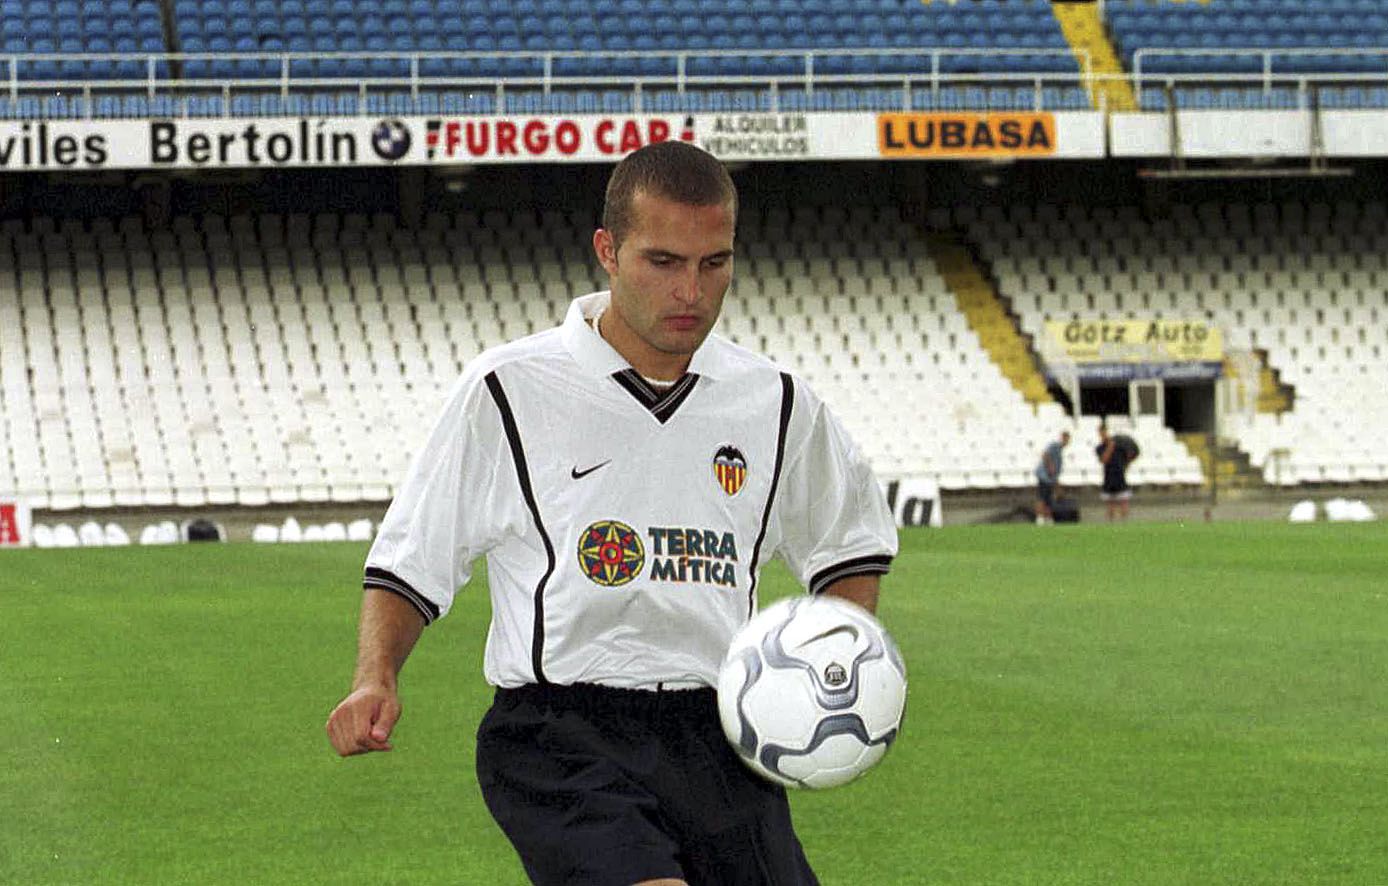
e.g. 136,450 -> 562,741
822,574 -> 880,614
776,387 -> 897,608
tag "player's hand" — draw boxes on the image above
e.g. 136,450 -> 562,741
325,684 -> 401,756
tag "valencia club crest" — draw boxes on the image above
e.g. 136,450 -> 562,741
713,445 -> 748,497
577,520 -> 645,587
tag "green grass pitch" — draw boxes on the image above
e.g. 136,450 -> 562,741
4,521 -> 1387,885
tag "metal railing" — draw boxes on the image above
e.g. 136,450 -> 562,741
1133,48 -> 1388,92
0,47 -> 1093,117
0,75 -> 1095,117
1125,71 -> 1388,112
8,47 -> 1388,118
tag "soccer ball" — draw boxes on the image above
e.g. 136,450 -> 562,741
716,596 -> 907,790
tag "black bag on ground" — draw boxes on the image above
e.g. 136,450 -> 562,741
185,518 -> 223,542
1051,499 -> 1080,523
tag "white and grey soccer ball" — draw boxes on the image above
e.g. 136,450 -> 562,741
717,596 -> 907,790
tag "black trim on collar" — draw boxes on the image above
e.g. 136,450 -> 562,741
611,369 -> 700,424
746,372 -> 795,618
485,370 -> 555,686
364,567 -> 441,625
809,554 -> 894,596
611,369 -> 661,404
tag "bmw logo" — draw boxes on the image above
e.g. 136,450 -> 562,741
371,119 -> 411,161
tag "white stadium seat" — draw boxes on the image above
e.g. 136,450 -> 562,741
7,200 -> 1380,513
961,200 -> 1388,488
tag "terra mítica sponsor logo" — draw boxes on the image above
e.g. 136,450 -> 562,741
575,522 -> 741,589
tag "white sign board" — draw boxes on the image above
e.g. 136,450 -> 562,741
882,477 -> 945,529
0,111 -> 1106,172
1111,110 -> 1388,159
0,498 -> 33,548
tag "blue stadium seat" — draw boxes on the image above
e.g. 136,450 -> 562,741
41,94 -> 75,116
0,0 -> 1103,117
602,90 -> 635,112
229,93 -> 258,115
1105,0 -> 1388,75
90,94 -> 121,117
185,94 -> 224,116
411,92 -> 439,115
439,90 -> 493,113
2,95 -> 43,117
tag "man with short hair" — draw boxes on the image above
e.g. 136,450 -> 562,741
1097,424 -> 1139,521
326,141 -> 898,886
1034,430 -> 1070,525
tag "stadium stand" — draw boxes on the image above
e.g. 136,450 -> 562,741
1105,0 -> 1388,74
0,0 -> 167,80
8,0 -> 1388,117
0,205 -> 1106,509
959,201 -> 1388,487
166,0 -> 1079,80
6,3 -> 1388,520
1105,0 -> 1388,110
0,0 -> 1094,115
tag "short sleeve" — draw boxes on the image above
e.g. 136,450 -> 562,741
773,389 -> 898,595
363,372 -> 521,624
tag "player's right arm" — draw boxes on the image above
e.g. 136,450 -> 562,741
1098,440 -> 1115,465
325,588 -> 426,756
328,365 -> 520,756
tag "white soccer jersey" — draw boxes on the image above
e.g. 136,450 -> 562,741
365,292 -> 898,690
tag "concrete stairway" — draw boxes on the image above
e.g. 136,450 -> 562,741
1178,433 -> 1266,493
927,232 -> 1052,408
1253,350 -> 1295,414
1051,0 -> 1138,111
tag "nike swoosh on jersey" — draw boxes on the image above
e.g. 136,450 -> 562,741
570,460 -> 612,479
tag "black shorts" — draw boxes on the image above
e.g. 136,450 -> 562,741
1102,472 -> 1131,497
1037,480 -> 1057,509
475,682 -> 819,886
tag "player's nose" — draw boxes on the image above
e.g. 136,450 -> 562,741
671,269 -> 701,305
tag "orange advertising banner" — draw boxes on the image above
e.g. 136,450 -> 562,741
877,112 -> 1057,157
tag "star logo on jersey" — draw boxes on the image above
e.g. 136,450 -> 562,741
577,520 -> 645,587
712,445 -> 747,497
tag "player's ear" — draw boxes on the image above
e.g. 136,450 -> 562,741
593,228 -> 618,274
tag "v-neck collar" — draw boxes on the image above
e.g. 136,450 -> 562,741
610,369 -> 701,424
560,291 -> 715,423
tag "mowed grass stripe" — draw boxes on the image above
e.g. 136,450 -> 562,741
879,524 -> 1388,885
3,523 -> 1386,884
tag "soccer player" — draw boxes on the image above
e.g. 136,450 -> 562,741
325,141 -> 898,886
